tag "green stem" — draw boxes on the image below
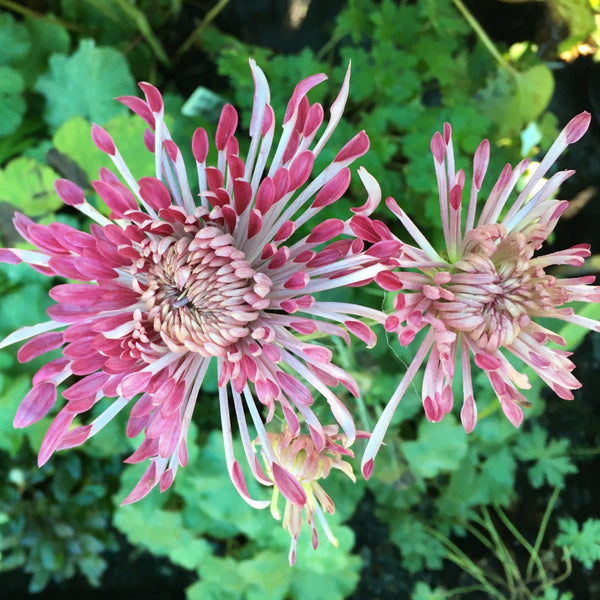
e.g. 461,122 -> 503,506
480,506 -> 520,594
424,525 -> 507,596
526,486 -> 560,581
175,0 -> 232,59
494,505 -> 548,588
0,0 -> 80,30
452,0 -> 516,74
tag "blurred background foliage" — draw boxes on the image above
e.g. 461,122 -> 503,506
1,0 -> 600,598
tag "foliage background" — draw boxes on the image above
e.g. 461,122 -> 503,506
1,0 -> 600,598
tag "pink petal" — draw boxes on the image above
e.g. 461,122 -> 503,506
334,130 -> 369,163
13,383 -> 57,428
91,124 -> 116,156
276,371 -> 313,405
565,111 -> 591,144
192,127 -> 209,162
54,179 -> 85,206
312,167 -> 351,209
38,409 -> 75,466
272,462 -> 307,507
17,331 -> 64,363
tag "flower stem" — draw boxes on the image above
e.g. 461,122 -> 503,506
452,0 -> 516,75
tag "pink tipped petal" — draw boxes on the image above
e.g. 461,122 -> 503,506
289,151 -> 315,190
272,462 -> 307,507
54,179 -> 85,206
14,383 -> 57,428
0,248 -> 22,264
283,73 -> 328,124
312,167 -> 351,209
121,462 -> 159,505
38,409 -> 75,466
334,130 -> 369,163
362,458 -> 374,480
564,111 -> 591,144
431,131 -> 445,164
138,82 -> 163,113
306,219 -> 344,244
17,331 -> 64,363
192,127 -> 209,163
91,124 -> 116,156
351,167 -> 382,216
460,394 -> 477,433
473,140 -> 490,190
139,177 -> 172,210
216,104 -> 238,151
117,95 -> 155,128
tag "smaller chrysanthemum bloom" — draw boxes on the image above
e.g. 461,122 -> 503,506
0,60 -> 389,507
255,425 -> 358,565
355,112 -> 600,478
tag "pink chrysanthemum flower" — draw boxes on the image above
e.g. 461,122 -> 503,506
0,60 -> 387,506
255,425 -> 358,565
356,112 -> 600,478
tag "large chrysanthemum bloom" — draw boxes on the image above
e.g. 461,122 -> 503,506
255,425 -> 358,565
356,112 -> 600,479
0,60 -> 389,506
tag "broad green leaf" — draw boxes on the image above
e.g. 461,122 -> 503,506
548,0 -> 596,52
0,12 -> 30,66
35,38 -> 135,130
556,518 -> 600,568
17,16 -> 70,88
0,156 -> 61,216
412,581 -> 447,600
402,416 -> 468,479
0,66 -> 26,136
389,518 -> 447,572
514,426 -> 577,489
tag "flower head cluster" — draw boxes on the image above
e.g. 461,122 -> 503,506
255,425 -> 358,565
0,60 -> 388,509
356,112 -> 600,477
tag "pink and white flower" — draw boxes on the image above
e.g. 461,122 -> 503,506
355,112 -> 600,478
255,425 -> 359,565
0,60 -> 387,506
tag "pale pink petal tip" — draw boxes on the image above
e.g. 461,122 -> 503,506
361,458 -> 374,480
473,139 -> 490,190
54,179 -> 85,206
91,124 -> 116,156
0,249 -> 21,264
431,131 -> 445,164
565,111 -> 591,144
13,383 -> 57,428
460,395 -> 477,434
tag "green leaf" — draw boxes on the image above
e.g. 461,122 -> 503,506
556,518 -> 600,568
389,518 -> 447,572
0,375 -> 29,455
16,16 -> 70,89
402,416 -> 468,479
0,66 -> 26,136
548,0 -> 596,52
412,582 -> 447,600
514,426 -> 577,489
0,156 -> 61,216
0,12 -> 30,66
35,38 -> 135,130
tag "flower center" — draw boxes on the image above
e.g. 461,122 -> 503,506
435,225 -> 537,352
140,225 -> 270,356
